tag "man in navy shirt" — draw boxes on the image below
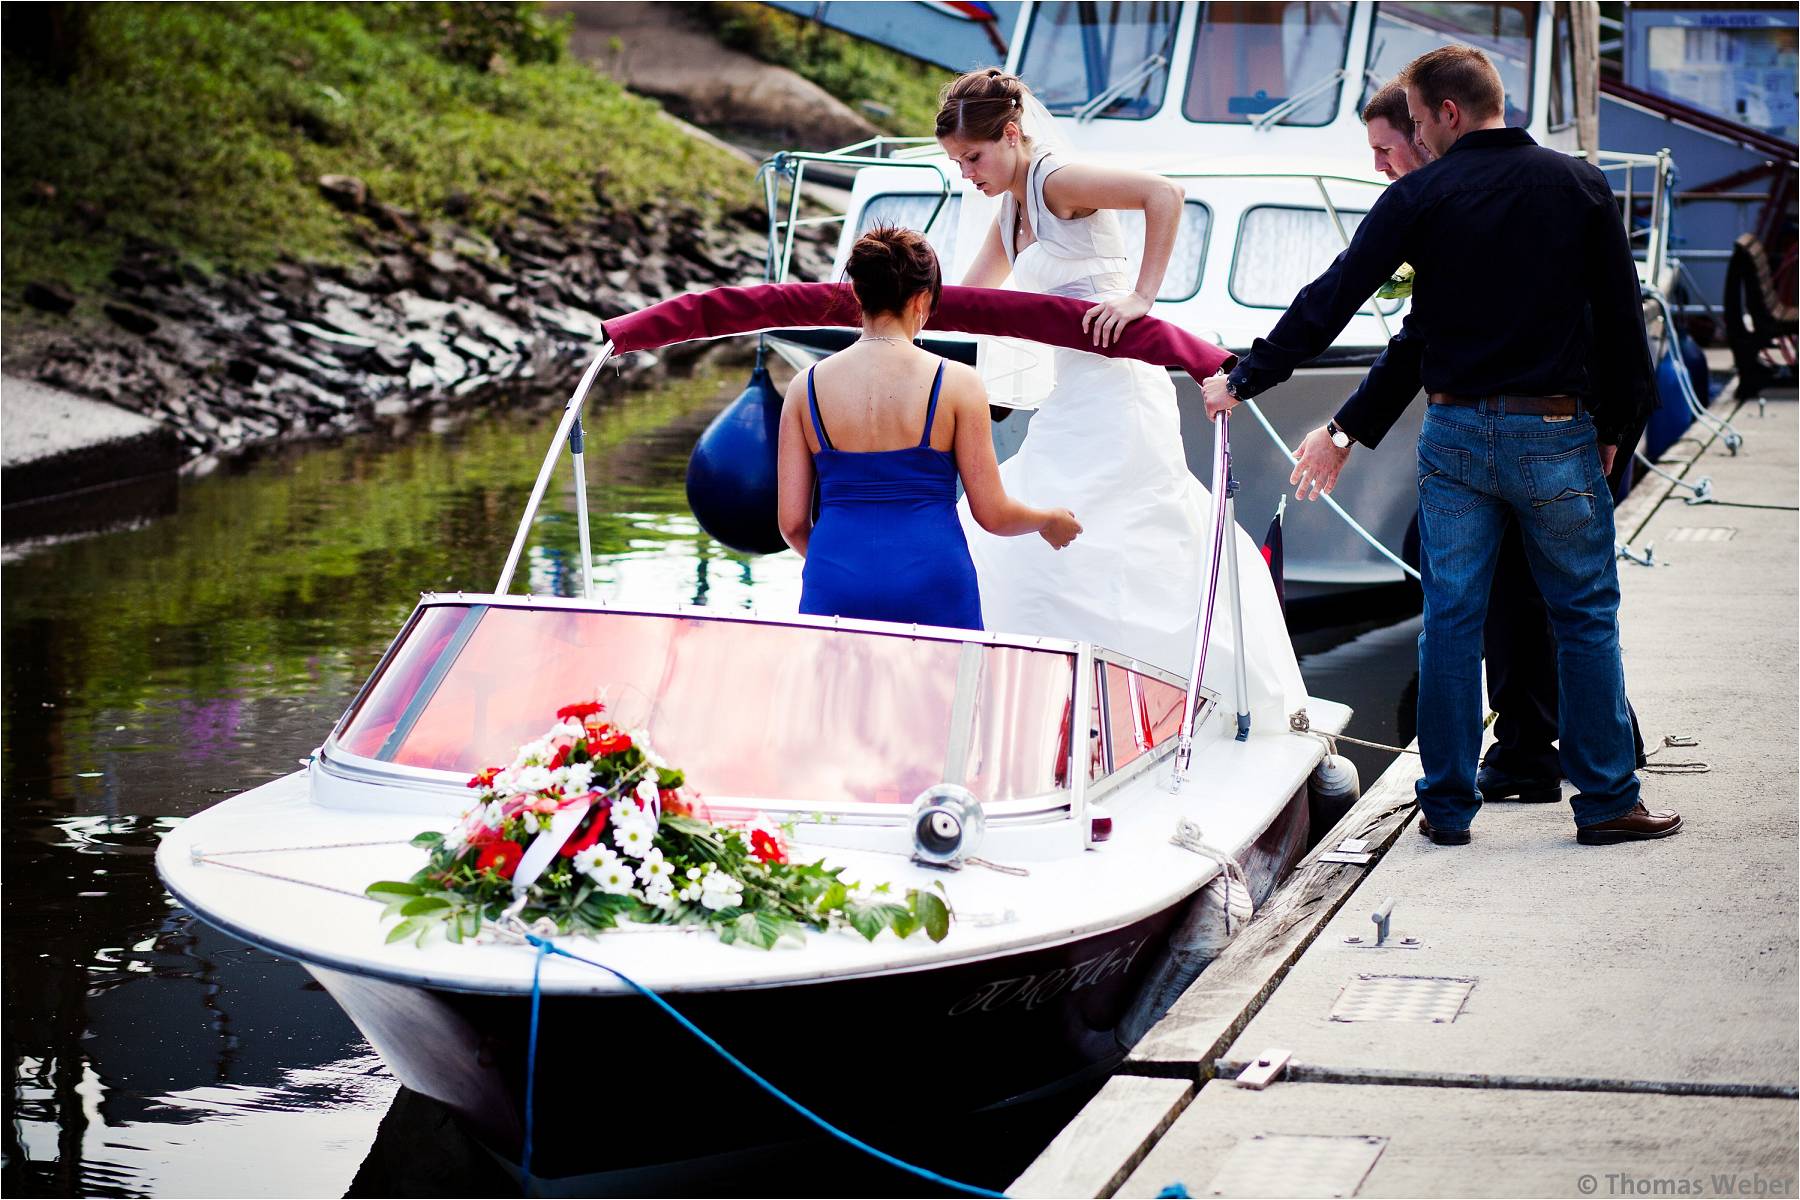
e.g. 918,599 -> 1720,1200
1204,46 -> 1680,848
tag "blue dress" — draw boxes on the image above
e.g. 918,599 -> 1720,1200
798,361 -> 984,630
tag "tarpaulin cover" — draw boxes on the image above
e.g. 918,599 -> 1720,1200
601,282 -> 1235,383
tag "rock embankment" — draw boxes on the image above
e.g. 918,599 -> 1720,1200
6,177 -> 835,480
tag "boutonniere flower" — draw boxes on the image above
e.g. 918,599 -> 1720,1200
1374,262 -> 1414,301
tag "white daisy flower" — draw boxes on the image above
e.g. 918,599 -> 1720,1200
562,762 -> 595,794
512,766 -> 553,795
636,777 -> 660,806
636,847 -> 674,885
481,801 -> 506,830
593,857 -> 637,895
699,871 -> 745,912
551,719 -> 584,741
571,844 -> 609,878
611,815 -> 656,859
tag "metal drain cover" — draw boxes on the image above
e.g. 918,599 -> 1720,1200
1667,526 -> 1737,542
1204,1133 -> 1388,1197
1329,973 -> 1476,1023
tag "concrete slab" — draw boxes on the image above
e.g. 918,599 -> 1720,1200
1217,399 -> 1798,1093
2,373 -> 182,506
1116,1081 -> 1800,1199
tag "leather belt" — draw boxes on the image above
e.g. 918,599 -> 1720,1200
1428,392 -> 1581,416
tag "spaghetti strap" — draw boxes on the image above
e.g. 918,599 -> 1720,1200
806,367 -> 835,451
917,362 -> 946,448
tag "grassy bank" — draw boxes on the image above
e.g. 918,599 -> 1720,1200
1,2 -> 755,312
710,2 -> 953,137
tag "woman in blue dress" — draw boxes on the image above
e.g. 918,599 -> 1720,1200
777,226 -> 1081,630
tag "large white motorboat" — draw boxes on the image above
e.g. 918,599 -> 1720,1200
759,0 -> 1683,601
157,284 -> 1351,1181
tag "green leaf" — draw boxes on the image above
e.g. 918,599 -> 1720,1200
460,911 -> 481,939
889,907 -> 920,940
915,890 -> 951,942
410,831 -> 445,849
816,881 -> 848,914
445,916 -> 463,944
845,900 -> 907,942
385,919 -> 423,945
399,896 -> 452,917
366,881 -> 423,899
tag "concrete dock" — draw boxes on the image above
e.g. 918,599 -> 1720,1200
1016,382 -> 1799,1199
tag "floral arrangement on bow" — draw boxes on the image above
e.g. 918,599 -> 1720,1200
1374,261 -> 1414,301
367,701 -> 951,951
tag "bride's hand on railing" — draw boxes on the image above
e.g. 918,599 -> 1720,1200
1081,291 -> 1152,348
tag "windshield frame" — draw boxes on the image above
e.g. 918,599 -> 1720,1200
1362,1 -> 1539,129
1180,1 -> 1357,128
1015,1 -> 1183,122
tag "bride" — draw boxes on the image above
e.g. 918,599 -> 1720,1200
934,68 -> 1305,727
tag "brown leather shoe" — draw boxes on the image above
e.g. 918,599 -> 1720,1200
1577,803 -> 1683,845
1416,815 -> 1471,845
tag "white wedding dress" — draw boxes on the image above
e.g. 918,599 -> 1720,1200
959,152 -> 1306,729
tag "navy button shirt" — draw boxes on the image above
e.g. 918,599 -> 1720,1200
1227,127 -> 1654,446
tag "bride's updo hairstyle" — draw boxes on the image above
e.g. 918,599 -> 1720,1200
846,225 -> 941,319
935,67 -> 1029,144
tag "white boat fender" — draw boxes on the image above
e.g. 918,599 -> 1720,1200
1309,753 -> 1361,806
1116,841 -> 1254,1048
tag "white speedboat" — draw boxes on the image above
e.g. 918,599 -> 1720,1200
157,284 -> 1348,1180
761,0 -> 1681,600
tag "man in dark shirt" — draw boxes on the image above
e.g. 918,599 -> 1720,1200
1290,82 -> 1649,808
1202,46 -> 1681,847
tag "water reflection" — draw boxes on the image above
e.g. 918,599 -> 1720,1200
2,361 -> 794,1197
1,356 -> 1414,1197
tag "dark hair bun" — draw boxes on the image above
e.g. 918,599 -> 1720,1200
846,225 -> 941,319
935,67 -> 1030,142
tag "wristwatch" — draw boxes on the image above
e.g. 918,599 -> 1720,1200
1326,419 -> 1354,449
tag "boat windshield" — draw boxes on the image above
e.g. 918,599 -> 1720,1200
331,603 -> 1084,812
1016,2 -> 1181,119
1183,2 -> 1354,126
1362,2 -> 1536,127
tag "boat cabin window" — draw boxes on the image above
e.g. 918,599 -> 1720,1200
1230,204 -> 1401,313
1016,2 -> 1180,120
1363,2 -> 1536,127
1183,2 -> 1353,126
333,604 -> 1080,813
1548,1 -> 1576,132
1116,200 -> 1213,302
856,193 -> 962,273
1091,661 -> 1189,781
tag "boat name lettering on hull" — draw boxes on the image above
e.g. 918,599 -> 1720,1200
946,938 -> 1147,1016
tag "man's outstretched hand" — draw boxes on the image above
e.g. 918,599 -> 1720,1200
1202,374 -> 1239,421
1291,426 -> 1352,501
1599,443 -> 1617,475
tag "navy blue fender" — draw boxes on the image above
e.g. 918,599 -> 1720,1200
685,365 -> 789,555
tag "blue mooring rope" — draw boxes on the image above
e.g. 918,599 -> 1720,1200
520,931 -> 1006,1198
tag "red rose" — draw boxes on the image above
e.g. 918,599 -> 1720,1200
749,828 -> 787,865
659,787 -> 688,817
558,803 -> 611,858
557,701 -> 606,722
476,840 -> 524,879
466,824 -> 500,848
547,744 -> 570,771
467,766 -> 501,789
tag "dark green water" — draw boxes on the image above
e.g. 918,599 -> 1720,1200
1,364 -> 1414,1197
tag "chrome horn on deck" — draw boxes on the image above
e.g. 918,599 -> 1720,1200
1173,406 -> 1252,787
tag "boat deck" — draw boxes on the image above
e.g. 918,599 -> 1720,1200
1016,372 -> 1800,1197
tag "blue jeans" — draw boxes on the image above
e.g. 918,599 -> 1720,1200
1413,400 -> 1641,830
